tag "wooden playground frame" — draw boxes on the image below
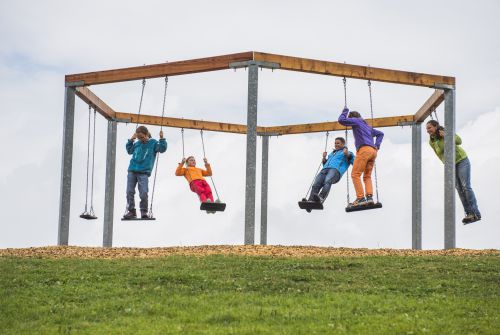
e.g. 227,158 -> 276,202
60,51 -> 456,249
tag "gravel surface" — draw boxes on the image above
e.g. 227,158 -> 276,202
1,245 -> 498,259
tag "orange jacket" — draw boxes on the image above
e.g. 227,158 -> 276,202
175,163 -> 212,184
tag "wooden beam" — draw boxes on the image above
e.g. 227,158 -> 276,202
253,52 -> 455,88
66,52 -> 254,86
262,115 -> 415,135
75,87 -> 116,120
114,112 -> 268,135
413,89 -> 445,122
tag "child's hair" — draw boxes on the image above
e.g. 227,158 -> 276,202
335,137 -> 346,144
426,120 -> 445,139
136,126 -> 149,136
185,156 -> 195,166
348,111 -> 368,124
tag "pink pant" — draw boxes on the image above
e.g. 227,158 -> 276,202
190,179 -> 214,202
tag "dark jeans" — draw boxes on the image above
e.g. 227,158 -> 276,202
126,171 -> 149,212
309,168 -> 341,201
456,158 -> 480,217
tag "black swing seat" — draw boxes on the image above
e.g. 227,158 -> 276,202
80,213 -> 98,220
121,217 -> 156,221
298,198 -> 324,211
200,201 -> 226,212
345,202 -> 382,213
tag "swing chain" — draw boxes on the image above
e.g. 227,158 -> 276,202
304,131 -> 329,199
136,78 -> 146,129
148,77 -> 169,218
367,79 -> 380,203
89,108 -> 97,216
200,129 -> 221,200
343,77 -> 351,205
83,105 -> 92,213
342,77 -> 347,108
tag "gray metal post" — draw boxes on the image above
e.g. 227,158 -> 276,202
58,86 -> 76,246
444,88 -> 456,249
244,63 -> 259,245
103,120 -> 117,247
411,123 -> 422,249
260,135 -> 269,245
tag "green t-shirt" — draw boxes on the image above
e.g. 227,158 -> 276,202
429,134 -> 467,164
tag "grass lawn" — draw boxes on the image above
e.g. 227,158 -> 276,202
1,252 -> 499,334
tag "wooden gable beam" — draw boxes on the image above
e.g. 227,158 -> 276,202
253,52 -> 455,88
66,52 -> 254,86
262,115 -> 415,135
114,112 -> 267,135
413,89 -> 445,122
75,87 -> 116,120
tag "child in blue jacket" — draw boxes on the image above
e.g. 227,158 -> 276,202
308,137 -> 355,207
123,126 -> 167,219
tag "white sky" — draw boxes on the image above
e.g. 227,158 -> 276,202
0,0 -> 499,249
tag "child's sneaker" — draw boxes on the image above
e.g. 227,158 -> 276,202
366,195 -> 374,204
349,197 -> 367,207
141,210 -> 149,219
123,209 -> 137,219
463,214 -> 481,225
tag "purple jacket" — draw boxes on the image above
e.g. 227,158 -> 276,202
338,107 -> 384,150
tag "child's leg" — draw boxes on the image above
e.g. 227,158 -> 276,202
362,147 -> 378,197
190,180 -> 207,202
309,170 -> 326,201
201,180 -> 214,202
137,173 -> 149,213
126,171 -> 138,211
351,147 -> 370,199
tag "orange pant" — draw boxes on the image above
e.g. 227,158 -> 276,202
351,146 -> 377,199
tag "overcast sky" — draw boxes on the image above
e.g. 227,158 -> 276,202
0,0 -> 499,249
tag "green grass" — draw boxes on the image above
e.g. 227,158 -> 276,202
1,255 -> 499,334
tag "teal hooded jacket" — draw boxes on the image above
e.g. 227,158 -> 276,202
126,138 -> 167,176
322,148 -> 355,176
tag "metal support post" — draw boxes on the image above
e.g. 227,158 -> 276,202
411,123 -> 422,249
103,120 -> 117,247
260,135 -> 269,245
58,87 -> 76,246
244,63 -> 259,245
444,88 -> 456,249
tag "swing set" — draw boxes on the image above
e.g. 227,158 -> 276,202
60,51 -> 457,249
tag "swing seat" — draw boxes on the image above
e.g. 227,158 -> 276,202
80,213 -> 98,220
121,217 -> 156,221
345,202 -> 382,213
298,198 -> 324,211
200,201 -> 226,212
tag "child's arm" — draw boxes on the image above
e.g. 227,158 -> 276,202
338,107 -> 359,127
348,151 -> 355,165
202,159 -> 213,176
156,131 -> 168,153
175,163 -> 185,176
372,128 -> 384,149
126,139 -> 135,155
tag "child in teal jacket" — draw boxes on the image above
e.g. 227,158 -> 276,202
124,126 -> 167,219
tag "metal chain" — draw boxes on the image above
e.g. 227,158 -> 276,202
304,131 -> 329,199
368,79 -> 380,202
89,109 -> 97,216
200,129 -> 221,200
148,76 -> 169,218
136,79 -> 146,129
181,128 -> 185,158
83,105 -> 92,213
343,77 -> 351,205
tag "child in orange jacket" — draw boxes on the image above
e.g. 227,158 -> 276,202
175,156 -> 214,203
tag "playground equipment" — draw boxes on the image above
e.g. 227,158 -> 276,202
59,51 -> 455,249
